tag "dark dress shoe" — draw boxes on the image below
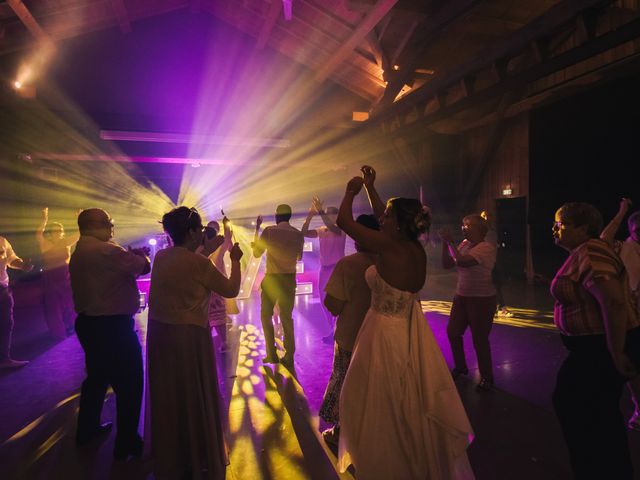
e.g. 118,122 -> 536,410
76,422 -> 113,446
476,378 -> 494,392
113,435 -> 143,460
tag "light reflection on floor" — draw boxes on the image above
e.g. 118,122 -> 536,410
421,301 -> 556,331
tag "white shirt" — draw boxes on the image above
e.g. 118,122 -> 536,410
317,227 -> 346,267
455,240 -> 497,297
254,222 -> 304,274
0,236 -> 18,287
69,235 -> 147,316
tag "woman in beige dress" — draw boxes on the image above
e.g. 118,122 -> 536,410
147,206 -> 242,479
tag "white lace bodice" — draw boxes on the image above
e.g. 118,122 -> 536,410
365,265 -> 417,318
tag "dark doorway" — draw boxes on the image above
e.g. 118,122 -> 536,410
495,196 -> 527,280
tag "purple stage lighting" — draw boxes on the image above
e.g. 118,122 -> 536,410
148,238 -> 157,246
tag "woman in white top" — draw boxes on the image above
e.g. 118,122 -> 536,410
147,206 -> 242,480
439,214 -> 497,391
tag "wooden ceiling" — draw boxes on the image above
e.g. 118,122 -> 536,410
1,0 -> 640,132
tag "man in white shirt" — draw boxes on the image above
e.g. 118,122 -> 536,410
0,235 -> 33,369
301,197 -> 346,343
253,204 -> 304,367
69,208 -> 150,459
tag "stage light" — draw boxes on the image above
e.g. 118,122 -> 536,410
148,238 -> 157,246
303,241 -> 313,252
190,162 -> 201,168
14,80 -> 22,89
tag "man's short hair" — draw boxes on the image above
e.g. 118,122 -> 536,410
326,206 -> 339,215
276,204 -> 292,216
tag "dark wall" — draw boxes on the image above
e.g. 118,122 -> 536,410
529,74 -> 640,276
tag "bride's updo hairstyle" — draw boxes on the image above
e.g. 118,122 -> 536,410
388,197 -> 432,241
161,206 -> 202,246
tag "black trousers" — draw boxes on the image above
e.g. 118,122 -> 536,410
552,333 -> 634,480
75,314 -> 143,444
260,274 -> 296,358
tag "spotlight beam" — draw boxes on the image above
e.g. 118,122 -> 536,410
99,130 -> 291,148
28,153 -> 282,166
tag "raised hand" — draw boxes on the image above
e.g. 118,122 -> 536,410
21,258 -> 34,272
361,165 -> 376,188
312,196 -> 324,215
619,197 -> 633,213
255,215 -> 263,229
230,242 -> 244,262
346,177 -> 364,195
41,207 -> 49,221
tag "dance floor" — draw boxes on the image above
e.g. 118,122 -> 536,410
1,269 -> 639,480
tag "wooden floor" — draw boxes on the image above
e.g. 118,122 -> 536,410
1,268 -> 639,479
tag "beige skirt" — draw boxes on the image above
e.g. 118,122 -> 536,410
146,319 -> 228,479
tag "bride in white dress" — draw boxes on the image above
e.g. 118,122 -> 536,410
335,166 -> 475,480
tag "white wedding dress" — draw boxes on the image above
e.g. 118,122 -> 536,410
338,266 -> 475,479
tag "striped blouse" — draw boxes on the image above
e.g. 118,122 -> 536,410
551,238 -> 640,336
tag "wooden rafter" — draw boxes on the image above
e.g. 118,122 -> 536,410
110,0 -> 132,34
6,0 -> 53,45
314,0 -> 398,82
377,0 -> 618,122
256,0 -> 282,50
379,10 -> 640,134
375,0 -> 482,111
388,18 -> 419,67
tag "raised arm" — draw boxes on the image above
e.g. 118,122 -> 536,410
35,208 -> 48,250
337,176 -> 393,254
601,198 -> 632,245
301,203 -> 318,238
314,197 -> 342,235
252,215 -> 265,258
203,243 -> 243,298
361,165 -> 385,219
438,227 -> 479,268
222,216 -> 233,251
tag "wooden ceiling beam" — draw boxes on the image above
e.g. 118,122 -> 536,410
6,0 -> 54,45
381,13 -> 640,134
256,0 -> 282,50
109,0 -> 132,34
389,17 -> 418,67
376,0 -> 617,121
374,0 -> 482,111
314,0 -> 398,82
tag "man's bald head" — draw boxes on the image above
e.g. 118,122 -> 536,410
78,208 -> 114,241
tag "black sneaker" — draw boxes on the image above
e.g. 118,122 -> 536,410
476,378 -> 494,392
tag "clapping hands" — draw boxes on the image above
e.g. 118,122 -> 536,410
361,165 -> 376,188
346,177 -> 364,195
229,243 -> 243,262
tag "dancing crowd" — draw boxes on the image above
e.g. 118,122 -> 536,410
0,166 -> 639,479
